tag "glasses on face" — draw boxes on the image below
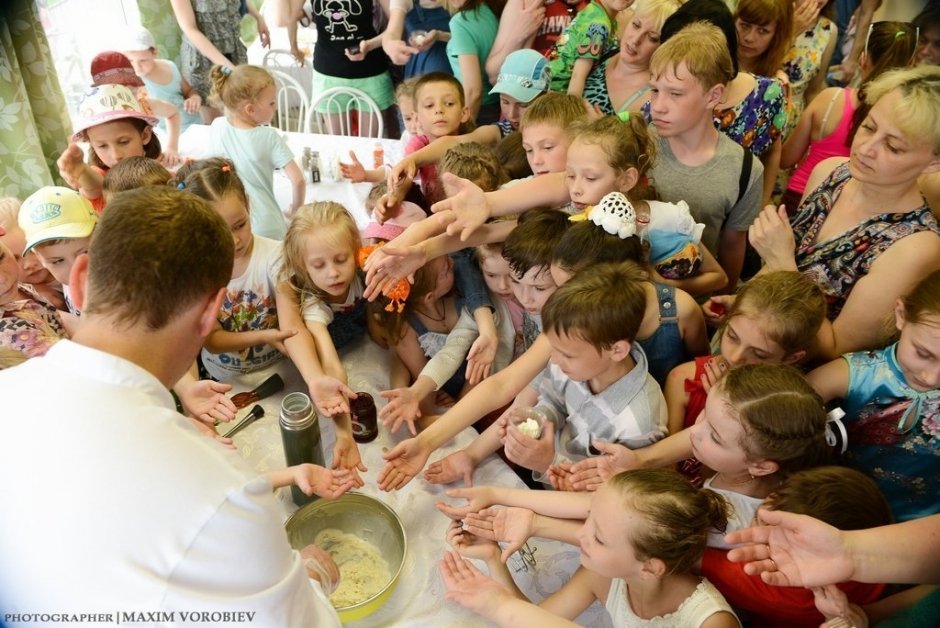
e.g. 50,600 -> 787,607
865,22 -> 920,63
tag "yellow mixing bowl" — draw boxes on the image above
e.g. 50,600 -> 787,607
285,492 -> 407,622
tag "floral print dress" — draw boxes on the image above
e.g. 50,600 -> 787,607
782,17 -> 836,138
791,162 -> 940,319
713,73 -> 787,157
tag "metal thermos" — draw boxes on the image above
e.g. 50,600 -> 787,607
279,392 -> 325,506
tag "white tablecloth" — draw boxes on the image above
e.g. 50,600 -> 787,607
217,339 -> 612,627
178,125 -> 404,229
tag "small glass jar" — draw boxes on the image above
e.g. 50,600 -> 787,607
350,392 -> 379,443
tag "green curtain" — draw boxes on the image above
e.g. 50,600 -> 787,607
0,0 -> 73,198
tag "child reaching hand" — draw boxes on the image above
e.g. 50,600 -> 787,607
209,64 -> 304,240
276,202 -> 366,477
174,158 -> 296,381
441,468 -> 740,627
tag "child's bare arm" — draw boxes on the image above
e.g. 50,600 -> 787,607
204,325 -> 297,355
57,143 -> 104,200
664,360 -> 694,435
673,290 -> 710,358
566,58 -> 593,98
283,160 -> 305,215
806,358 -> 850,403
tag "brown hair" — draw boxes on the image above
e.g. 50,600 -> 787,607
495,131 -> 533,180
765,466 -> 893,530
552,220 -> 646,276
102,156 -> 171,200
849,21 -> 920,145
413,72 -> 476,135
88,118 -> 162,170
650,21 -> 735,90
372,255 -> 451,346
734,0 -> 794,78
280,202 -> 360,304
83,187 -> 232,329
519,92 -> 587,133
439,142 -> 507,192
568,115 -> 657,201
723,270 -> 826,357
716,364 -> 831,476
173,157 -> 250,210
209,64 -> 275,111
501,209 -> 571,277
610,469 -> 730,576
542,262 -> 648,348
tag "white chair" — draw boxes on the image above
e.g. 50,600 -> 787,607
306,86 -> 384,138
262,48 -> 304,68
268,68 -> 309,134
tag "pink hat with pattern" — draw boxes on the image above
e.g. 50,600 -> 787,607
71,84 -> 159,143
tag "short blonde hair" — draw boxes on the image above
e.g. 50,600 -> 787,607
650,21 -> 735,90
633,0 -> 684,34
209,64 -> 275,110
0,197 -> 22,229
519,92 -> 587,133
864,65 -> 940,154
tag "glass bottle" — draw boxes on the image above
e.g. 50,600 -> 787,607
310,151 -> 321,183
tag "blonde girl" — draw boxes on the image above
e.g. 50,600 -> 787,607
56,84 -> 162,213
208,64 -> 304,240
808,269 -> 940,522
276,202 -> 365,478
563,364 -> 830,541
174,158 -> 295,382
565,115 -> 727,297
440,469 -> 739,627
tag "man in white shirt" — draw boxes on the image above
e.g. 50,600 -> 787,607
0,187 -> 340,626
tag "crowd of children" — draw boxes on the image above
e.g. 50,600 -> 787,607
7,1 -> 940,625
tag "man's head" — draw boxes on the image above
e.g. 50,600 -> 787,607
76,187 -> 232,331
19,187 -> 97,286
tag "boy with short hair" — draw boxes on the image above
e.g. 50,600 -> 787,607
18,186 -> 98,315
102,156 -> 172,203
647,22 -> 764,291
502,262 -> 667,481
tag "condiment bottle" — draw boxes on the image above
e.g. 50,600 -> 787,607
279,392 -> 325,506
310,151 -> 321,183
372,142 -> 384,169
350,392 -> 378,443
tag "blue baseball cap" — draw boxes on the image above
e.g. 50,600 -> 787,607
490,49 -> 551,103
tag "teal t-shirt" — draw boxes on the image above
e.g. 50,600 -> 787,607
547,0 -> 615,92
446,6 -> 499,107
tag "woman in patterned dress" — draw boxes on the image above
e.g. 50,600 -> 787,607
749,66 -> 940,362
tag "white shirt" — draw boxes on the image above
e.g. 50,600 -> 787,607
0,340 -> 340,626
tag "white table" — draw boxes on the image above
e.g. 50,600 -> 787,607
217,339 -> 612,627
178,125 -> 404,229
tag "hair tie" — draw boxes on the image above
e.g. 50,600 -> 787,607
584,192 -> 637,239
356,244 -> 410,312
824,408 -> 848,455
176,181 -> 186,190
895,30 -> 907,39
617,111 -> 631,123
221,164 -> 232,172
220,65 -> 232,75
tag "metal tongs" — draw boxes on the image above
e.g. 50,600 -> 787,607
222,404 -> 265,438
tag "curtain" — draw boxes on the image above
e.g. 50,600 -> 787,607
0,0 -> 73,198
